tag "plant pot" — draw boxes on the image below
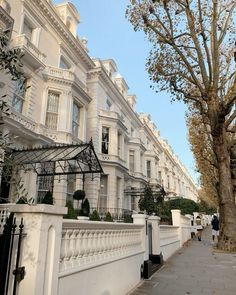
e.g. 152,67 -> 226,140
77,216 -> 89,220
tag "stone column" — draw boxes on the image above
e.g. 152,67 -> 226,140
9,204 -> 67,295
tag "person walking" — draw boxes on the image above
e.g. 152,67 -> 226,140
196,215 -> 203,241
211,215 -> 220,243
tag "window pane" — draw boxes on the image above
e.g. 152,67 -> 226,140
47,92 -> 59,113
12,78 -> 26,113
147,160 -> 151,178
102,127 -> 109,154
72,103 -> 80,137
99,175 -> 108,210
23,21 -> 33,40
60,57 -> 70,69
46,91 -> 59,129
129,150 -> 134,172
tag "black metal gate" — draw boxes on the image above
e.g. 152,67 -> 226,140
0,213 -> 25,295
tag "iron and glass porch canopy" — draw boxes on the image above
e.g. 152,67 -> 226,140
4,140 -> 103,177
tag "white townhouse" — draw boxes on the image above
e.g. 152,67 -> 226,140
0,0 -> 198,215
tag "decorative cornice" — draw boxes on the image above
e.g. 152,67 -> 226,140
26,0 -> 95,70
88,67 -> 142,125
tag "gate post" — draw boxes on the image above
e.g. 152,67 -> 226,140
9,204 -> 67,295
132,214 -> 149,261
171,209 -> 182,246
148,216 -> 161,255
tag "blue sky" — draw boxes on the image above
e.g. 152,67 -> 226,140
54,0 -> 198,183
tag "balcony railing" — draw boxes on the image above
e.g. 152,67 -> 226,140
9,109 -> 36,132
43,66 -> 74,81
13,34 -> 46,67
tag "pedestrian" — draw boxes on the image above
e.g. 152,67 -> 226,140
211,214 -> 220,243
196,215 -> 203,241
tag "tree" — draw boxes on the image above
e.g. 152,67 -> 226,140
0,28 -> 24,203
138,184 -> 156,214
127,0 -> 236,251
138,184 -> 165,215
167,198 -> 199,215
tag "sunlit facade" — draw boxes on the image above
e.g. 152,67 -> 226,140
0,0 -> 198,213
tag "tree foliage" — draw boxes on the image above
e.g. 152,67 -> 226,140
0,28 -> 23,80
127,0 -> 236,251
167,198 -> 199,215
138,184 -> 165,215
0,28 -> 25,203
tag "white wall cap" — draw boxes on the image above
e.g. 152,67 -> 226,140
9,204 -> 67,215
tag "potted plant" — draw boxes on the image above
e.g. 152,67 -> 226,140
90,210 -> 101,221
73,190 -> 90,220
41,190 -> 53,205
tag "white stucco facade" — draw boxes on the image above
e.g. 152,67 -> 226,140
0,0 -> 198,212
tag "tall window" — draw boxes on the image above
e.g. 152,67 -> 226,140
45,91 -> 59,130
118,132 -> 122,157
131,127 -> 134,137
129,150 -> 135,172
22,20 -> 33,41
37,162 -> 54,203
99,175 -> 108,210
147,160 -> 151,178
102,127 -> 109,154
105,99 -> 112,110
12,78 -> 26,113
59,56 -> 70,69
72,103 -> 80,137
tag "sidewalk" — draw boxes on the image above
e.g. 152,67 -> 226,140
129,226 -> 236,295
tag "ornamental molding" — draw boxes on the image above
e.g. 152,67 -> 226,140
25,0 -> 94,69
0,6 -> 14,33
88,67 -> 142,125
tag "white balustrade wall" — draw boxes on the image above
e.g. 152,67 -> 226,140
160,225 -> 180,260
58,219 -> 144,295
180,214 -> 192,245
1,204 -> 194,295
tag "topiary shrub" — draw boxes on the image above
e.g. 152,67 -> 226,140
16,196 -> 27,204
73,189 -> 86,201
41,190 -> 53,205
79,198 -> 90,217
123,214 -> 133,223
89,210 -> 101,221
64,200 -> 77,219
104,211 -> 113,222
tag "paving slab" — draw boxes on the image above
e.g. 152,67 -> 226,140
129,226 -> 236,295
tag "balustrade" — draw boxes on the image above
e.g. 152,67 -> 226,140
59,220 -> 143,273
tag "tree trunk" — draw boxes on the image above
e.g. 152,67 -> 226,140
212,129 -> 236,251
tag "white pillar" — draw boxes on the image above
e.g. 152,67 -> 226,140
171,209 -> 181,226
132,213 -> 149,260
9,204 -> 67,295
171,209 -> 181,246
148,216 -> 161,255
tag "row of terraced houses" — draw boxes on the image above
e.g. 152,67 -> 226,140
0,0 -> 198,216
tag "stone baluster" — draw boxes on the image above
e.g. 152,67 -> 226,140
60,229 -> 67,272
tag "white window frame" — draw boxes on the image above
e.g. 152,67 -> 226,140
101,127 -> 109,154
45,91 -> 60,130
72,102 -> 80,138
12,77 -> 27,113
129,150 -> 135,172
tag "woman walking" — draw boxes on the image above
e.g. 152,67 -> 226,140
196,216 -> 203,241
